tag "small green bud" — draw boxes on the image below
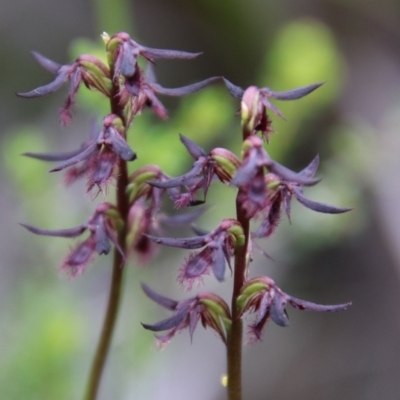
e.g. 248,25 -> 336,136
210,148 -> 241,184
241,86 -> 262,133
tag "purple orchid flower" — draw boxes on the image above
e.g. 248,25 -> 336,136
145,219 -> 244,287
237,276 -> 351,342
23,114 -> 135,193
20,203 -> 123,277
223,79 -> 323,140
148,134 -> 241,208
141,284 -> 231,348
17,52 -> 111,125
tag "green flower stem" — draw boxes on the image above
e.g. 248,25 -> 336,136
83,78 -> 129,400
226,126 -> 252,400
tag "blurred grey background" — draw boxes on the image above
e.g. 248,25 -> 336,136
1,0 -> 400,399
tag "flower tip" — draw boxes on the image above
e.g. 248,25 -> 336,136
101,32 -> 110,44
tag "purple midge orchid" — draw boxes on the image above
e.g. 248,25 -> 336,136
236,276 -> 351,342
20,202 -> 123,276
223,78 -> 323,140
148,134 -> 241,208
146,219 -> 245,287
141,284 -> 231,348
18,29 -> 354,400
17,52 -> 112,125
24,114 -> 135,193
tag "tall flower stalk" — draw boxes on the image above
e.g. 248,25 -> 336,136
19,30 -> 351,400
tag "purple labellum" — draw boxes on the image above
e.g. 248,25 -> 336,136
119,41 -> 139,78
270,292 -> 289,327
211,240 -> 226,282
184,248 -> 212,279
105,127 -> 136,161
94,224 -> 111,255
232,154 -> 260,187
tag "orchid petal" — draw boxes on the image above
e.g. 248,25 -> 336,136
31,51 -> 61,74
141,284 -> 179,310
17,67 -> 70,98
268,160 -> 321,186
270,292 -> 289,327
179,134 -> 207,159
222,77 -> 244,99
49,142 -> 99,172
20,223 -> 86,238
287,295 -> 351,312
145,233 -> 208,249
299,155 -> 320,178
141,304 -> 190,332
292,186 -> 353,214
151,77 -> 220,97
140,46 -> 202,60
265,82 -> 324,100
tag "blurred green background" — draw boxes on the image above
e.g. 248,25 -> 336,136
2,0 -> 400,399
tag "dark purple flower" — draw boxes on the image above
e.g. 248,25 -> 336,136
141,284 -> 231,348
148,135 -> 241,208
251,155 -> 352,239
237,276 -> 351,342
232,135 -> 321,218
24,114 -> 135,193
105,32 -> 220,121
224,80 -> 323,140
146,219 -> 244,287
20,203 -> 123,276
17,52 -> 111,125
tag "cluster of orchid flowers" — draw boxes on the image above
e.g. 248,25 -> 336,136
19,31 -> 350,346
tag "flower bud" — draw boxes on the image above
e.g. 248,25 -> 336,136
127,165 -> 163,204
241,86 -> 262,134
210,148 -> 241,184
77,55 -> 111,97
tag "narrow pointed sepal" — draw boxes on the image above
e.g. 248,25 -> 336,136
152,77 -> 220,97
31,51 -> 61,74
292,186 -> 353,214
145,233 -> 208,249
266,82 -> 324,100
179,134 -> 207,159
17,67 -> 70,98
49,142 -> 99,172
20,223 -> 86,238
141,284 -> 179,310
140,46 -> 202,60
222,77 -> 244,98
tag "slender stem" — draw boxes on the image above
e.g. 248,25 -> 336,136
84,81 -> 129,400
226,124 -> 252,400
